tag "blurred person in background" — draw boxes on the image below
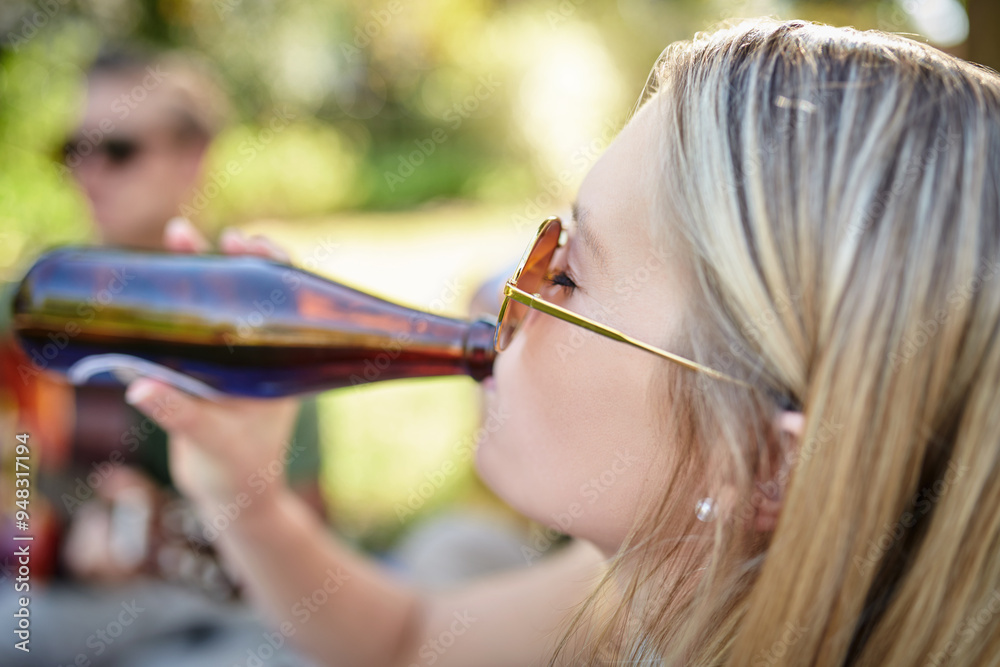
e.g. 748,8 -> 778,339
64,50 -> 224,251
60,46 -> 326,585
0,49 -> 324,667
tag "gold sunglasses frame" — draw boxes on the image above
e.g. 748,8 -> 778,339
495,217 -> 751,389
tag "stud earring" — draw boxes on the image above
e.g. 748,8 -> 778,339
695,498 -> 717,522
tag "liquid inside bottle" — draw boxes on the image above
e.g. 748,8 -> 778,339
9,246 -> 497,398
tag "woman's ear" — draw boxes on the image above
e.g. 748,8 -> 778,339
754,410 -> 804,533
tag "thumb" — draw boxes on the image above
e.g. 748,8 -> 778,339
163,217 -> 211,253
125,378 -> 232,454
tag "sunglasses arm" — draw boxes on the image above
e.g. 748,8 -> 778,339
502,283 -> 751,389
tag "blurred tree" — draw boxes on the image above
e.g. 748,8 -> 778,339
1,0 -> 996,267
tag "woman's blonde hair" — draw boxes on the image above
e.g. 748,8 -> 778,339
555,18 -> 1000,666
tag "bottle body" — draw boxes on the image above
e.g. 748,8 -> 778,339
10,246 -> 496,397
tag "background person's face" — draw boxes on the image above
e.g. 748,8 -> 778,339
69,73 -> 205,249
476,102 -> 697,556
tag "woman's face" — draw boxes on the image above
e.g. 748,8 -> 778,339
477,101 -> 695,556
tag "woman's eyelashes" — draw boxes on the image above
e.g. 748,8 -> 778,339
544,268 -> 578,292
543,234 -> 583,293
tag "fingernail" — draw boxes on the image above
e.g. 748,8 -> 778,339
165,217 -> 191,236
219,227 -> 244,246
250,237 -> 288,262
125,379 -> 157,406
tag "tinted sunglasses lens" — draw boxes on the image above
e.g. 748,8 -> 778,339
496,296 -> 517,351
496,218 -> 561,350
103,139 -> 140,165
60,137 -> 141,168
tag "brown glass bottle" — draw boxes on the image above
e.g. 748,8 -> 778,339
9,246 -> 496,398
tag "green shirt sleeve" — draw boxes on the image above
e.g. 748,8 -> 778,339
286,396 -> 323,483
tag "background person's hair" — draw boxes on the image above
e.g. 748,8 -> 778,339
86,46 -> 230,145
553,18 -> 1000,666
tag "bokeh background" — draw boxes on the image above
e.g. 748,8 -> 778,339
0,0 -> 994,548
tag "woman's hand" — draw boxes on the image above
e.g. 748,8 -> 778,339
124,218 -> 301,517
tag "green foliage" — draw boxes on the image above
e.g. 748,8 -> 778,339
0,25 -> 92,276
189,119 -> 367,227
0,0 -> 912,265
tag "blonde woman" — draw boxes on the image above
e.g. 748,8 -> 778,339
123,18 -> 1000,666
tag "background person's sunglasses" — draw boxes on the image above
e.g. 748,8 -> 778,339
61,136 -> 142,168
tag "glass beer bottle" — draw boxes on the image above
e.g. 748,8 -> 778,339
8,246 -> 496,398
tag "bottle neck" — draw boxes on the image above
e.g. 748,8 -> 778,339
462,317 -> 497,381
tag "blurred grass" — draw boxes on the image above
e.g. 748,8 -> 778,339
318,379 -> 483,548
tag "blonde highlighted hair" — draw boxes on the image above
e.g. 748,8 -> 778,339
555,19 -> 1000,666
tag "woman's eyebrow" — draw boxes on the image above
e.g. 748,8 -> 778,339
571,200 -> 608,268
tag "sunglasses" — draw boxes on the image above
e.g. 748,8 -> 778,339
495,216 -> 752,389
61,137 -> 142,168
